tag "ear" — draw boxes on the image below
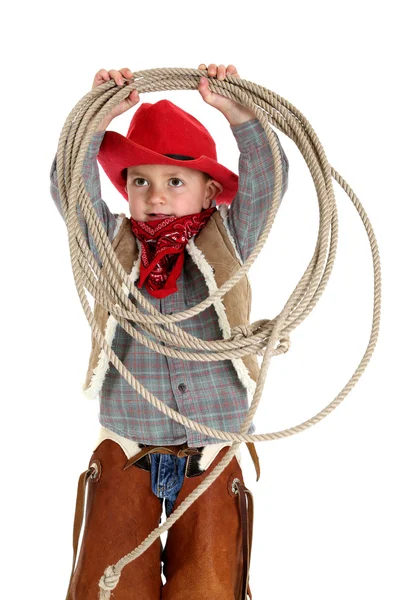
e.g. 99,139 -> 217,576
203,180 -> 223,208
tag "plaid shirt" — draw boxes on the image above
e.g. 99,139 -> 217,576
50,118 -> 289,446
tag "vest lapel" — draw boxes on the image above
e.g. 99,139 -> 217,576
83,215 -> 140,399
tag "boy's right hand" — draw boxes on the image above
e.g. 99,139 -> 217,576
92,68 -> 140,132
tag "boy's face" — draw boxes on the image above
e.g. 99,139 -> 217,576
125,164 -> 223,221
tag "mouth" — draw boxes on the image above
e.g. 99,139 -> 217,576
147,213 -> 173,220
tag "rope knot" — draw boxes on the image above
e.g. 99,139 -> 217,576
231,321 -> 291,356
99,565 -> 120,591
231,324 -> 253,340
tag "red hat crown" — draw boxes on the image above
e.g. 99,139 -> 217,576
126,100 -> 217,161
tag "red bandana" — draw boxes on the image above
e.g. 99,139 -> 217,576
130,206 -> 217,298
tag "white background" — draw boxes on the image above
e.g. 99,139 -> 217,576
1,1 -> 398,598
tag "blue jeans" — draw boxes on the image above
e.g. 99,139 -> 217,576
149,452 -> 187,518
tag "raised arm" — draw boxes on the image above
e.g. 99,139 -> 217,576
195,64 -> 289,263
49,130 -> 117,267
227,118 -> 289,262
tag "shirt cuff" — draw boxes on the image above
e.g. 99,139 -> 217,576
85,130 -> 106,158
230,118 -> 269,152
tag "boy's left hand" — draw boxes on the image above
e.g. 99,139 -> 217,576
198,63 -> 256,126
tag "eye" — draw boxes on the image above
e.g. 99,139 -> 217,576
169,178 -> 183,187
133,177 -> 148,186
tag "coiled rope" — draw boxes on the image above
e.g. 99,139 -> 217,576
56,67 -> 381,597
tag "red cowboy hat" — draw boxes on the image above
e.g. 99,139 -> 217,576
97,99 -> 239,205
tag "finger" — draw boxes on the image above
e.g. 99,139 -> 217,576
217,64 -> 227,80
199,76 -> 209,88
128,90 -> 140,103
208,63 -> 217,77
116,68 -> 130,84
97,68 -> 111,81
227,64 -> 240,78
198,64 -> 207,70
109,69 -> 125,86
120,67 -> 134,79
92,69 -> 110,89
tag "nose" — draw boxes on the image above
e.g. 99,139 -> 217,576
146,184 -> 167,207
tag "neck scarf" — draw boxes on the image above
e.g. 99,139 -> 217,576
130,206 -> 216,298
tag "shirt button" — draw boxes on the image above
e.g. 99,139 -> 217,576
178,383 -> 187,393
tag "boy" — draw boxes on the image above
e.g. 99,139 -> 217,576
50,64 -> 289,599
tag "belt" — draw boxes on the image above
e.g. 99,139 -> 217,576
123,443 -> 204,477
125,441 -> 261,481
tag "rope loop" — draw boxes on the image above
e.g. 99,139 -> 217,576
275,335 -> 291,354
57,65 -> 380,450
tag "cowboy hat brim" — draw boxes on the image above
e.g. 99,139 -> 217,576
97,131 -> 239,205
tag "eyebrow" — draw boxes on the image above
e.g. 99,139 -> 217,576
128,170 -> 190,178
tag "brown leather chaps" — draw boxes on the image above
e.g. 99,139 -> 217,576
65,439 -> 254,599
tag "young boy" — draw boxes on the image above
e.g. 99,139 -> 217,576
50,64 -> 289,599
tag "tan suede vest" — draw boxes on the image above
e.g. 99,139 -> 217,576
84,208 -> 260,394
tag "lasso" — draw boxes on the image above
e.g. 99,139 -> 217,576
56,68 -> 381,597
